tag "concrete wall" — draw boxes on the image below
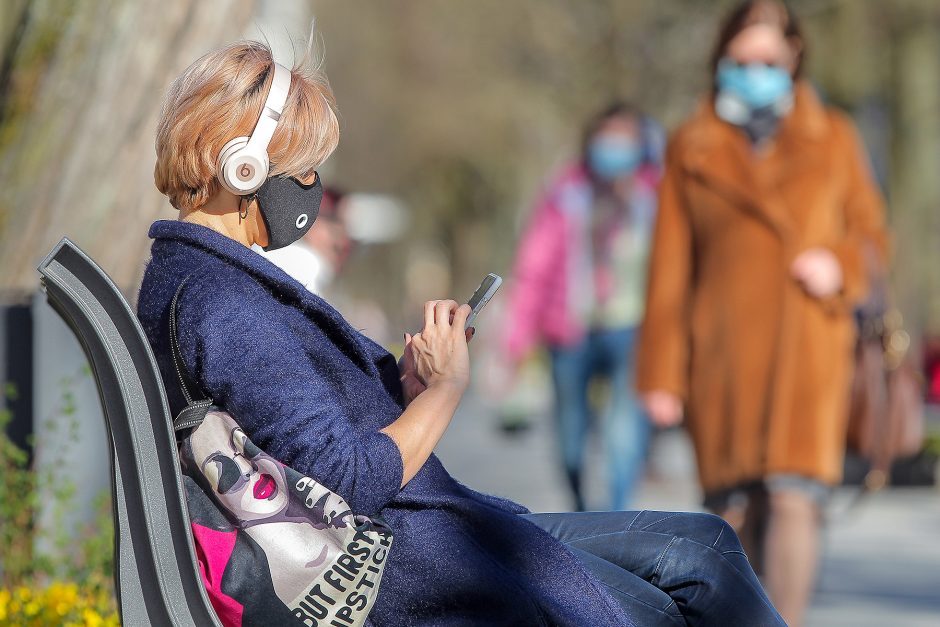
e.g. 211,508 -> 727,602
31,292 -> 109,557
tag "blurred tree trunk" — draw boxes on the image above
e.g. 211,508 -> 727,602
888,6 -> 940,339
0,0 -> 317,303
0,0 -> 316,568
0,0 -> 30,100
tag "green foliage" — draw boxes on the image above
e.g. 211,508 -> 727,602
0,402 -> 37,586
924,430 -> 940,457
0,373 -> 116,624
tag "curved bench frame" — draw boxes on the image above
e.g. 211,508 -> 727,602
38,238 -> 220,626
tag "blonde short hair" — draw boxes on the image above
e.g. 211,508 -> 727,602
154,41 -> 339,211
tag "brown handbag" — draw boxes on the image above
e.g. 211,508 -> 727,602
847,302 -> 926,489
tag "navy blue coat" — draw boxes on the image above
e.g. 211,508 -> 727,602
137,220 -> 633,626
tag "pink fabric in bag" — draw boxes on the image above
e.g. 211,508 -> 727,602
192,524 -> 245,626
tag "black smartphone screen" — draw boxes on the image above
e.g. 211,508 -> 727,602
469,274 -> 499,311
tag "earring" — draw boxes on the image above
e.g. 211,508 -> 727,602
238,196 -> 251,223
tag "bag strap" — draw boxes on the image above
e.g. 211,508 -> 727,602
169,276 -> 213,431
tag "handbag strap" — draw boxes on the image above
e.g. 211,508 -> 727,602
169,276 -> 213,431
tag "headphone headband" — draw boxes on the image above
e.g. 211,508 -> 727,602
246,62 -> 291,151
217,61 -> 293,195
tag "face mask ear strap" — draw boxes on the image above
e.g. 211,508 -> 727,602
238,194 -> 255,223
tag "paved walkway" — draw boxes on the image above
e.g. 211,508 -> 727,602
435,395 -> 940,626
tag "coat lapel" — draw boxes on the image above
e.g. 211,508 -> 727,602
150,220 -> 379,376
766,82 -> 831,196
680,82 -> 830,241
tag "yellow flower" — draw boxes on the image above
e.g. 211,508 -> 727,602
47,581 -> 78,603
24,599 -> 40,616
82,607 -> 105,627
0,581 -> 117,625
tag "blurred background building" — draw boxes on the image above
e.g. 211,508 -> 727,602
0,1 -> 938,625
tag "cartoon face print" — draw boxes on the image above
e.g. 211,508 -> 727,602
189,411 -> 290,521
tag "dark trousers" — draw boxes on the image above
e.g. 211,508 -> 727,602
522,510 -> 785,626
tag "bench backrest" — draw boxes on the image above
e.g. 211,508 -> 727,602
37,238 -> 220,626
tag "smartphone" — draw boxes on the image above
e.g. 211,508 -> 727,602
465,273 -> 502,330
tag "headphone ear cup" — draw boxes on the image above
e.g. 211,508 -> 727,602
218,137 -> 270,196
217,137 -> 250,194
226,151 -> 268,195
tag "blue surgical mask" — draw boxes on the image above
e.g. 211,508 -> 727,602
715,58 -> 793,110
587,137 -> 642,182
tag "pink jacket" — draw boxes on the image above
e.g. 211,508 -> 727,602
503,162 -> 660,363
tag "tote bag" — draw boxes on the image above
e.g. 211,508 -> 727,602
169,278 -> 393,627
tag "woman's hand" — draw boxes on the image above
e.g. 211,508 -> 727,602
399,302 -> 475,406
643,390 -> 684,428
384,300 -> 473,487
408,300 -> 473,394
791,247 -> 843,299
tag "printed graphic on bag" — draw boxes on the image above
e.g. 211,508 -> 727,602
179,410 -> 393,627
288,527 -> 392,626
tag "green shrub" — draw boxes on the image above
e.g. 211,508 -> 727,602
0,373 -> 117,626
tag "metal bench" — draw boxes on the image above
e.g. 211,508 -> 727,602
38,237 -> 221,626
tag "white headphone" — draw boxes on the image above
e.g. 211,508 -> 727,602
216,61 -> 292,196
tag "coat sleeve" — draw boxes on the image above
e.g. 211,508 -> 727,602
826,113 -> 890,310
636,138 -> 693,399
176,275 -> 403,516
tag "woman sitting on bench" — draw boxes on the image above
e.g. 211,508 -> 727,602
137,39 -> 784,626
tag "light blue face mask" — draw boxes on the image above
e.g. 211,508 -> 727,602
588,137 -> 642,182
716,58 -> 793,110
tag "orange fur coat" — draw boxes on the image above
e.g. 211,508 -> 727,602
637,83 -> 888,493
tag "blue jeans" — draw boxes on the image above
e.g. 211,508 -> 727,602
522,510 -> 785,626
549,327 -> 650,510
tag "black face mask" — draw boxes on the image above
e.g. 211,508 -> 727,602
254,174 -> 323,251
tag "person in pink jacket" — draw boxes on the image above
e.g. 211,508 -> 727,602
504,102 -> 664,510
